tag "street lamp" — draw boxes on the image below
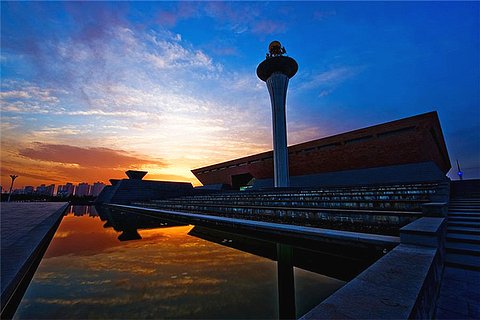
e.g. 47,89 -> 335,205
7,174 -> 18,202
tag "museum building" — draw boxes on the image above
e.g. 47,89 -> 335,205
191,111 -> 450,190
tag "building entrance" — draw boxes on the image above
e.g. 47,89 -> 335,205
231,173 -> 254,190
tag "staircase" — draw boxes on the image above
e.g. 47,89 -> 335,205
445,197 -> 480,270
133,182 -> 446,236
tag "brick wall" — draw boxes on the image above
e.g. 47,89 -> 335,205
192,112 -> 451,186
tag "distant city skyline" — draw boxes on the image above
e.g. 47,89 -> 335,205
2,181 -> 106,197
1,2 -> 478,188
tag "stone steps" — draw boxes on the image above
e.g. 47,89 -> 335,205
448,207 -> 480,213
444,198 -> 480,270
446,233 -> 480,245
170,197 -> 432,203
143,202 -> 420,217
149,200 -> 424,212
448,211 -> 480,218
445,242 -> 480,256
449,200 -> 480,203
449,202 -> 480,206
445,253 -> 480,271
447,226 -> 480,236
448,216 -> 480,223
448,222 -> 480,229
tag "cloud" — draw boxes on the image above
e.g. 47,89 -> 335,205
1,141 -> 172,187
312,10 -> 336,21
19,143 -> 165,169
252,20 -> 286,35
204,2 -> 287,35
0,82 -> 64,114
296,66 -> 364,96
0,3 -> 281,188
156,2 -> 199,27
0,161 -> 64,183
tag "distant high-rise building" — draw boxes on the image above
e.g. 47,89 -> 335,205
12,188 -> 25,195
47,184 -> 55,196
75,182 -> 90,197
36,184 -> 46,194
24,186 -> 34,194
36,184 -> 55,196
65,183 -> 74,196
91,182 -> 106,197
57,182 -> 75,197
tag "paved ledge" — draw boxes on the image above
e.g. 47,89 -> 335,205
108,204 -> 400,247
422,202 -> 448,217
400,217 -> 446,253
301,217 -> 446,319
301,244 -> 440,319
1,202 -> 68,316
400,217 -> 445,236
435,267 -> 480,319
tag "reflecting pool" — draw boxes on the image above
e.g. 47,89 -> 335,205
14,205 -> 356,319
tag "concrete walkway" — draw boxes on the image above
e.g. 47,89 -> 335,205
435,267 -> 480,319
1,202 -> 68,316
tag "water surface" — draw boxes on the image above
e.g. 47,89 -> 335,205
15,206 -> 348,319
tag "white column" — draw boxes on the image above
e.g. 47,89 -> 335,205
266,72 -> 290,188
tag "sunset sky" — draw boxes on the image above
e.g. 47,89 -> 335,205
1,1 -> 479,188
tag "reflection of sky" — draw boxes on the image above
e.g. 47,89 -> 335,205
14,214 -> 344,319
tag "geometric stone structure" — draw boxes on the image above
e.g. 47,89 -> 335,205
95,171 -> 193,205
125,170 -> 148,180
192,111 -> 451,189
257,41 -> 298,188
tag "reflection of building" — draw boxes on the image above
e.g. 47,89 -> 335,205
67,205 -> 98,217
72,205 -> 88,216
89,206 -> 99,217
192,112 -> 450,190
95,205 -> 188,241
91,182 -> 106,197
75,183 -> 90,197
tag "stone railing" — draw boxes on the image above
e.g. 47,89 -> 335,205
300,217 -> 446,319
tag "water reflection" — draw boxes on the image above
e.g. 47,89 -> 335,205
66,205 -> 99,217
96,206 -> 187,242
15,206 -> 356,319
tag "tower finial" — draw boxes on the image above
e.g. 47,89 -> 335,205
266,41 -> 286,59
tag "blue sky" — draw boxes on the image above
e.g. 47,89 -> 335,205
1,1 -> 479,187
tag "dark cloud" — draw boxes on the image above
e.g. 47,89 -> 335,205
19,143 -> 165,169
0,163 -> 63,184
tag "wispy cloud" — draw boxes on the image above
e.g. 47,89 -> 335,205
19,143 -> 165,169
296,66 -> 365,97
156,2 -> 199,27
312,10 -> 337,21
1,2 -> 279,187
1,141 -> 168,187
252,20 -> 286,35
299,67 -> 360,90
